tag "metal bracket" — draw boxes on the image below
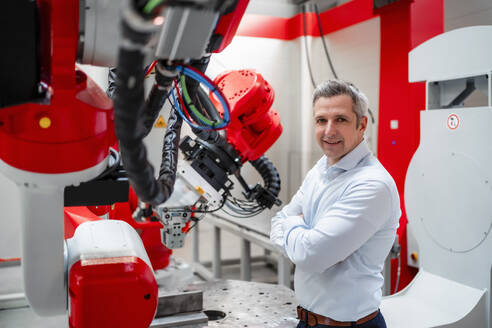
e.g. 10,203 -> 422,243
159,209 -> 191,249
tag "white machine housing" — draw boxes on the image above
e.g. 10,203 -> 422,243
381,26 -> 492,328
0,156 -> 109,316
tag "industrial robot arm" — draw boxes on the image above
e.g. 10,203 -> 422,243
103,0 -> 283,248
0,0 -> 282,326
133,64 -> 283,249
117,61 -> 283,249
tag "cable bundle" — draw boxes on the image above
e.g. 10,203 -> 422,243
223,196 -> 265,218
223,156 -> 282,218
170,65 -> 230,131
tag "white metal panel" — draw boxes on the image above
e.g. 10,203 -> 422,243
381,270 -> 487,328
0,157 -> 108,316
445,0 -> 492,32
409,26 -> 492,82
66,220 -> 152,270
405,108 -> 492,292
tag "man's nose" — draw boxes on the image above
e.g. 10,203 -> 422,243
323,120 -> 336,136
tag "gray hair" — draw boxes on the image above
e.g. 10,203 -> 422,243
312,80 -> 369,127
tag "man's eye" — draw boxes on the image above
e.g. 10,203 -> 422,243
337,117 -> 347,122
316,119 -> 326,124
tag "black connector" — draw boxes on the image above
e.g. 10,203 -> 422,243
179,136 -> 239,192
248,184 -> 282,209
249,155 -> 281,199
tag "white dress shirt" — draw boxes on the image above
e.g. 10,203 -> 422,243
270,139 -> 400,321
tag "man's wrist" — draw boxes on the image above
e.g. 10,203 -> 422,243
282,215 -> 307,246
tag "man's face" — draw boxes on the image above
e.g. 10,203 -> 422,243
314,95 -> 367,165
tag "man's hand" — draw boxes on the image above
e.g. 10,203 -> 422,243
299,213 -> 304,221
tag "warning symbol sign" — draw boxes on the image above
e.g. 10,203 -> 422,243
447,113 -> 459,130
154,115 -> 166,128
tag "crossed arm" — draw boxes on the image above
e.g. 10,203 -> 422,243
270,180 -> 392,273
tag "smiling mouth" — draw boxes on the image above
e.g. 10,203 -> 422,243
323,140 -> 342,145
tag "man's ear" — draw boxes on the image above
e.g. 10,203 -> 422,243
359,116 -> 368,133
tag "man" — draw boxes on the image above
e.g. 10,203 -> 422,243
271,80 -> 400,328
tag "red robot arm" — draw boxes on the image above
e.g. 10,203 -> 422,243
212,69 -> 283,162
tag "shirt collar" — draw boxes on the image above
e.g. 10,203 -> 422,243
318,139 -> 371,173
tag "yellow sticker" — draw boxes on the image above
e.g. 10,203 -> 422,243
39,117 -> 51,129
154,115 -> 167,128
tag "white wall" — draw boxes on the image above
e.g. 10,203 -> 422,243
300,17 -> 381,171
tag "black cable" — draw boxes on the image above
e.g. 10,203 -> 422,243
193,192 -> 229,213
186,192 -> 229,232
221,205 -> 264,219
302,4 -> 317,88
231,198 -> 259,207
109,66 -> 169,138
220,155 -> 282,217
193,92 -> 212,121
113,12 -> 181,207
197,86 -> 221,123
157,103 -> 183,191
191,126 -> 227,145
141,80 -> 170,137
368,108 -> 376,124
229,196 -> 262,208
227,202 -> 262,213
250,155 -> 281,198
225,196 -> 263,214
177,74 -> 208,127
314,3 -> 338,79
186,220 -> 199,232
183,56 -> 215,126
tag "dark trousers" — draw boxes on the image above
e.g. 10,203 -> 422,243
296,310 -> 387,328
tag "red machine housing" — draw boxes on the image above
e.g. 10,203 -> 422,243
212,70 -> 282,162
64,205 -> 160,328
68,256 -> 158,328
64,207 -> 104,239
212,0 -> 250,53
0,0 -> 114,174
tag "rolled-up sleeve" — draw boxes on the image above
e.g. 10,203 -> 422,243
284,180 -> 392,273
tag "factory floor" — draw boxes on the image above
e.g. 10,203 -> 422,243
173,219 -> 282,285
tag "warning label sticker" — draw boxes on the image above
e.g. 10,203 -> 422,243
154,115 -> 166,128
447,114 -> 459,130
